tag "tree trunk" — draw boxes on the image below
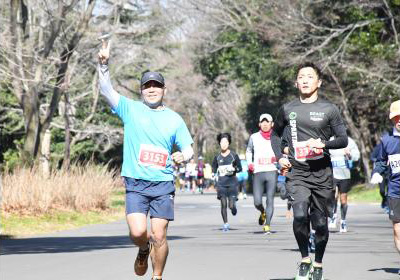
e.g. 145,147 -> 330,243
63,93 -> 71,171
40,129 -> 51,178
327,67 -> 371,183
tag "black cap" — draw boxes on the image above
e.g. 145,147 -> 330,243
140,72 -> 165,87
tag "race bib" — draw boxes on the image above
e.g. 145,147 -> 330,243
257,157 -> 277,165
389,154 -> 400,174
138,144 -> 168,169
218,164 -> 234,176
294,141 -> 324,162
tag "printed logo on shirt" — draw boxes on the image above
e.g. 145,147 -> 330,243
310,112 -> 325,122
289,112 -> 298,143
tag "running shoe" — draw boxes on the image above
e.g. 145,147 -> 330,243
238,192 -> 244,200
328,216 -> 337,229
231,204 -> 237,216
340,220 -> 347,233
243,193 -> 247,199
295,261 -> 312,280
263,225 -> 271,234
134,242 -> 152,276
384,206 -> 390,214
258,211 -> 266,225
222,223 -> 230,232
312,266 -> 324,280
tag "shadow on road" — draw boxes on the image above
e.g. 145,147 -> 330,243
368,267 -> 399,274
0,235 -> 191,255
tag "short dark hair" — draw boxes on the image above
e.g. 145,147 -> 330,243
296,62 -> 322,79
217,133 -> 231,144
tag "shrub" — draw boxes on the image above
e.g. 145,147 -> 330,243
1,163 -> 119,215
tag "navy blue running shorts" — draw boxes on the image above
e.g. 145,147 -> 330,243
388,197 -> 400,223
124,177 -> 175,221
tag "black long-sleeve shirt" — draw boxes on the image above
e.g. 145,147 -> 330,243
271,97 -> 348,172
212,150 -> 242,187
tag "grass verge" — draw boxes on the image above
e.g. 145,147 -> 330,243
347,184 -> 381,203
1,189 -> 125,238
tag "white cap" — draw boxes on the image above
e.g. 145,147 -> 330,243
259,113 -> 273,122
390,100 -> 400,120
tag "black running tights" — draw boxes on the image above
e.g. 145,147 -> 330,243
220,196 -> 234,223
292,201 -> 329,263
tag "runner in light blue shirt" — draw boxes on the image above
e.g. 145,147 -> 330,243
98,39 -> 193,280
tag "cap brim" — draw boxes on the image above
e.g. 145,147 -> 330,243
390,112 -> 400,119
141,78 -> 164,86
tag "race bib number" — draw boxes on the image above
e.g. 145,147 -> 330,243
138,144 -> 168,169
389,154 -> 400,174
331,159 -> 347,168
257,157 -> 276,165
218,164 -> 234,176
294,141 -> 324,162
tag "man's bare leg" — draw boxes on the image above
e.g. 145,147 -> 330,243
393,222 -> 400,253
150,217 -> 169,278
126,213 -> 148,249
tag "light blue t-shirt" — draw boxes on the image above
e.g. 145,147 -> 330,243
114,96 -> 193,181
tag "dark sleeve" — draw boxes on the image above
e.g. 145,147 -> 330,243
324,105 -> 348,149
212,156 -> 218,174
372,138 -> 389,175
234,153 -> 242,173
281,126 -> 290,152
271,106 -> 286,160
370,145 -> 379,162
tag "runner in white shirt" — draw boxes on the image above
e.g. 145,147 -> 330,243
329,136 -> 360,232
246,113 -> 278,234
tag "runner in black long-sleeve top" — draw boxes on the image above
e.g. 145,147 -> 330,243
270,62 -> 348,280
212,133 -> 242,232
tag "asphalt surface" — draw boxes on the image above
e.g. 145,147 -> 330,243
1,192 -> 399,280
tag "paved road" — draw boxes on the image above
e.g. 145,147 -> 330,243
1,192 -> 398,280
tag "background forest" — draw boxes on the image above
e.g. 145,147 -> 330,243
2,0 -> 400,183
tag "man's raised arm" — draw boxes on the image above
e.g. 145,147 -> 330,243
98,39 -> 120,109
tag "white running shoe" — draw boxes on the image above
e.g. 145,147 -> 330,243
222,223 -> 230,232
328,217 -> 337,229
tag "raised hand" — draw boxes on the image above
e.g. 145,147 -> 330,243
98,39 -> 111,65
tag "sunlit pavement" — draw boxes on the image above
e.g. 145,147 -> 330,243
1,192 -> 398,280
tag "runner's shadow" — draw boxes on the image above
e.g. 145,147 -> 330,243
252,231 -> 277,235
0,235 -> 191,255
281,248 -> 301,252
270,278 -> 330,280
211,228 -> 239,231
368,268 -> 399,274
